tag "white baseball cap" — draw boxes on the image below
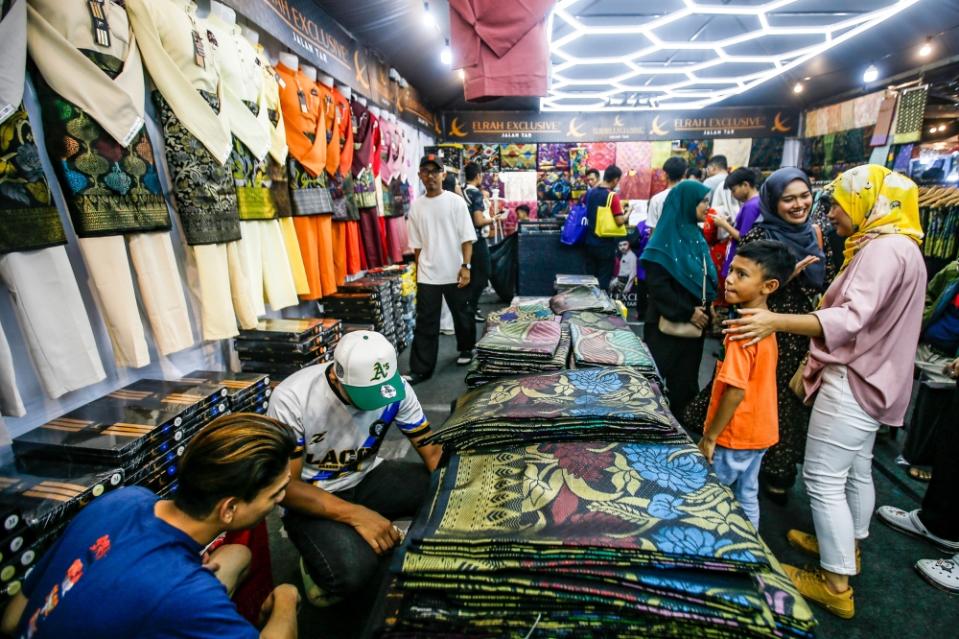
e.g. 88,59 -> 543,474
332,331 -> 405,410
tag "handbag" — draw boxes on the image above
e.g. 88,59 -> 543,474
788,355 -> 808,399
658,256 -> 706,338
595,192 -> 627,238
560,202 -> 589,246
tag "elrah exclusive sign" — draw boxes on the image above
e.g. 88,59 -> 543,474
442,109 -> 799,143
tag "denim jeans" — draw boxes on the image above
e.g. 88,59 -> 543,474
712,446 -> 766,530
804,365 -> 881,575
283,460 -> 430,596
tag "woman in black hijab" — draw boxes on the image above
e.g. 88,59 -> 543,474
738,167 -> 833,503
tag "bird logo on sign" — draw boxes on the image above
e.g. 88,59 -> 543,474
771,112 -> 792,133
353,50 -> 370,91
448,117 -> 467,138
567,117 -> 586,138
650,116 -> 669,136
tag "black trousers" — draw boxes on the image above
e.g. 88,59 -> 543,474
644,318 -> 705,417
283,461 -> 430,597
584,242 -> 617,290
918,384 -> 959,542
410,282 -> 476,377
470,235 -> 491,311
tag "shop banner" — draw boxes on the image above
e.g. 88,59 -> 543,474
442,108 -> 799,143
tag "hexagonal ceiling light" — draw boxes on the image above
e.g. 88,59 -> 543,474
542,0 -> 921,111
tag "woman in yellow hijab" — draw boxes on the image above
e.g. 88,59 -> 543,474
830,164 -> 924,269
724,165 -> 927,618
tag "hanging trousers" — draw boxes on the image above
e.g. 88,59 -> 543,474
79,233 -> 193,368
0,320 -> 25,417
238,220 -> 299,315
332,220 -> 348,287
192,242 -> 258,340
277,216 -> 310,296
0,246 -> 106,398
293,215 -> 337,300
410,282 -> 476,377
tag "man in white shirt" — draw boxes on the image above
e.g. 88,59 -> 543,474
269,330 -> 442,607
703,154 -> 741,226
646,156 -> 688,233
406,154 -> 477,382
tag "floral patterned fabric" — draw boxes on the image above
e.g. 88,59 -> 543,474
500,144 -> 537,171
230,101 -> 276,220
154,91 -> 240,245
485,299 -> 555,328
537,143 -> 572,170
35,53 -> 169,238
550,285 -> 618,315
0,105 -> 66,253
466,324 -> 570,388
569,145 -> 589,198
585,142 -> 616,172
463,143 -> 500,173
563,310 -> 627,330
615,141 -> 651,172
476,319 -> 562,359
287,155 -> 333,216
537,170 -> 571,201
618,169 -> 651,200
570,324 -> 657,372
430,367 -> 685,451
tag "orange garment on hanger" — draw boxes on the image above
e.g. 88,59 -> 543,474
316,214 -> 337,296
345,220 -> 362,274
333,88 -> 353,176
316,82 -> 340,177
275,63 -> 325,175
332,220 -> 347,286
292,216 -> 321,300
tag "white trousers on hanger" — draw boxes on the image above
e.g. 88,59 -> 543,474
0,320 -> 25,417
0,246 -> 106,398
192,241 -> 258,341
238,219 -> 299,315
79,233 -> 194,368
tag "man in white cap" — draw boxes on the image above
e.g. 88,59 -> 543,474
268,330 -> 442,607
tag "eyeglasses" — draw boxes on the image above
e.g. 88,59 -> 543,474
420,168 -> 442,177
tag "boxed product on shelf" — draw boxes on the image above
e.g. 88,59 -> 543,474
234,318 -> 343,380
181,370 -> 271,410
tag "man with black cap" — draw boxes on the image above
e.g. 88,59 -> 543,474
405,153 -> 478,382
269,330 -> 442,607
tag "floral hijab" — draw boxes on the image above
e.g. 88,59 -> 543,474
832,164 -> 923,270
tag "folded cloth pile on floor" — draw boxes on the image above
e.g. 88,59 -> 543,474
430,367 -> 685,451
554,273 -> 600,291
380,440 -> 817,638
550,285 -> 619,315
466,320 -> 570,389
563,310 -> 629,330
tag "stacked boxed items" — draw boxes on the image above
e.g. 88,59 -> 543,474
366,265 -> 416,353
183,370 -> 272,415
550,285 -> 619,315
380,440 -> 817,638
434,367 -> 685,452
554,273 -> 599,291
0,462 -> 124,605
12,379 -> 229,497
322,279 -> 398,347
465,319 -> 569,389
235,318 -> 343,379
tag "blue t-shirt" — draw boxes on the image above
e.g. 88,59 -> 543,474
17,487 -> 257,639
925,290 -> 959,354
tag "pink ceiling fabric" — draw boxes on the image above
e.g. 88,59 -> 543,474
449,0 -> 554,100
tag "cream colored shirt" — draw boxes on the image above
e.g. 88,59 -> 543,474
256,46 -> 289,165
0,0 -> 26,124
125,0 -> 232,163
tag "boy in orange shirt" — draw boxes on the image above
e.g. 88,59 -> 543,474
699,240 -> 794,529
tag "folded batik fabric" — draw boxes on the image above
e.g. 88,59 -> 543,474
563,310 -> 627,330
537,170 -> 571,201
537,143 -> 572,170
463,143 -> 501,173
500,144 -> 537,171
465,324 -> 570,388
432,367 -> 685,450
550,285 -> 618,314
476,319 -> 562,360
585,142 -> 616,171
569,145 -> 589,197
571,325 -> 657,370
485,299 -> 555,328
537,200 -> 568,219
554,274 -> 599,289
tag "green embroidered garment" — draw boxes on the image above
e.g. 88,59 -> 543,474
230,101 -> 277,220
34,52 -> 169,238
0,105 -> 66,253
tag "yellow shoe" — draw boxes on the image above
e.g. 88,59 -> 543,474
787,529 -> 861,574
782,563 -> 855,619
299,558 -> 342,608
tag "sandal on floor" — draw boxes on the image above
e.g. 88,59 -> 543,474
877,506 -> 959,552
907,466 -> 933,482
915,557 -> 959,594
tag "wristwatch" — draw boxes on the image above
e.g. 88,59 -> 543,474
461,263 -> 471,270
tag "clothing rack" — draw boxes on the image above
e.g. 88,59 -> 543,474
919,186 -> 959,261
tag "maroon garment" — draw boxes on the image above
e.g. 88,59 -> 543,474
350,99 -> 380,177
358,207 -> 386,267
449,0 -> 553,100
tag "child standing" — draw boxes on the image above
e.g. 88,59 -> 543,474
698,240 -> 795,529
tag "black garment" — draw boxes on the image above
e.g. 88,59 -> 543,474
917,383 -> 959,542
410,282 -> 476,376
283,461 -> 430,597
584,242 -> 617,290
643,261 -> 705,414
470,234 -> 491,311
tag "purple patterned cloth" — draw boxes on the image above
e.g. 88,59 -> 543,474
537,143 -> 573,170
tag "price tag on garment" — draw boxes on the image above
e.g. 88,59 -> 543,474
87,0 -> 111,48
297,90 -> 309,113
191,29 -> 206,69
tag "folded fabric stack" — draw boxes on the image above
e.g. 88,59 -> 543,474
235,318 -> 343,379
550,285 -> 619,315
323,278 -> 399,349
554,273 -> 600,291
466,320 -> 570,389
570,324 -> 660,383
183,370 -> 272,415
0,461 -> 124,605
563,310 -> 628,330
434,367 -> 685,451
484,297 -> 555,330
366,265 -> 416,353
381,440 -> 817,638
